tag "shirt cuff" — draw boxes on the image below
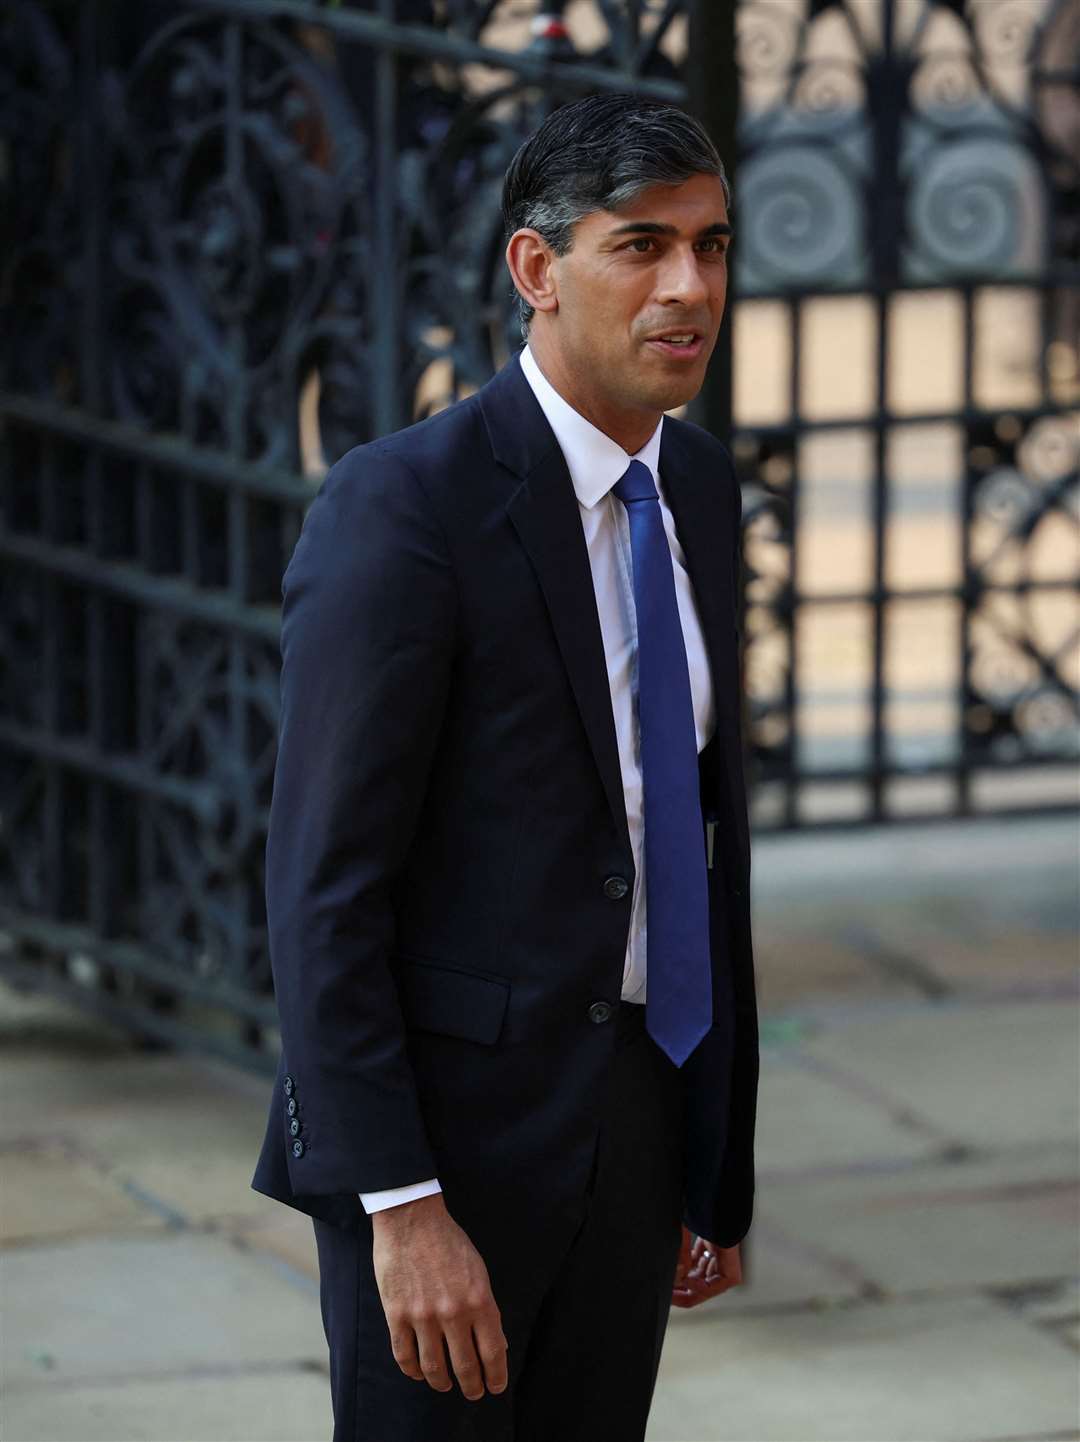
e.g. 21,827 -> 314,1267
358,1178 -> 443,1214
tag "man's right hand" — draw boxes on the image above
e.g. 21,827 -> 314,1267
371,1192 -> 509,1402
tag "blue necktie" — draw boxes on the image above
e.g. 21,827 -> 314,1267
612,459 -> 712,1067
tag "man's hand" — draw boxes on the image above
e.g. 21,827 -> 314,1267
671,1225 -> 743,1308
371,1192 -> 509,1401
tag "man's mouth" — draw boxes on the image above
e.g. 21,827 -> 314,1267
645,331 -> 705,359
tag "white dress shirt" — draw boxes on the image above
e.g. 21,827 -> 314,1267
359,342 -> 716,1214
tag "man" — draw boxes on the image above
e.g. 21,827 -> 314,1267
252,91 -> 758,1441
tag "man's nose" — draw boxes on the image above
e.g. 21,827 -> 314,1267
656,246 -> 712,307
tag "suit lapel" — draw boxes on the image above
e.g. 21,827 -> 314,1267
479,352 -> 737,860
503,439 -> 633,856
481,354 -> 629,852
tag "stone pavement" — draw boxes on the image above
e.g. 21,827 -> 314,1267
1,815 -> 1077,1442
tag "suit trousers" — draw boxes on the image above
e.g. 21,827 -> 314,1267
312,1000 -> 686,1441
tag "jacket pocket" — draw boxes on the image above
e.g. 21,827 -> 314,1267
393,957 -> 510,1046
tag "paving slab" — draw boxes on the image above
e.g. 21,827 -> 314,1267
0,1046 -> 275,1228
649,1292 -> 1080,1442
751,815 -> 1078,914
0,1138 -> 166,1246
797,997 -> 1079,1152
875,925 -> 1079,995
1004,1275 -> 1080,1327
751,814 -> 1077,1010
758,914 -> 1079,1008
1,1233 -> 325,1390
752,933 -> 920,1010
1,1368 -> 332,1442
757,1139 -> 1078,1295
232,1205 -> 322,1283
754,1044 -> 941,1176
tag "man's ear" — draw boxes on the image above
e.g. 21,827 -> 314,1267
505,228 -> 559,319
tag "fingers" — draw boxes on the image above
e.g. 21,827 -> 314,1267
401,1311 -> 508,1401
686,1235 -> 709,1282
388,1323 -> 424,1383
415,1322 -> 454,1393
442,1312 -> 508,1401
671,1241 -> 743,1307
713,1244 -> 742,1286
372,1205 -> 510,1403
473,1312 -> 510,1396
693,1241 -> 740,1284
671,1273 -> 728,1308
443,1320 -> 486,1401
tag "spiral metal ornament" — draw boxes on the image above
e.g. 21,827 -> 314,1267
965,413 -> 1079,764
737,139 -> 864,292
907,134 -> 1042,278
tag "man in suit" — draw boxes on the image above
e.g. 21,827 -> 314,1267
252,91 -> 758,1441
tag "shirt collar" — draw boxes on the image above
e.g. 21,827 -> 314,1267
519,343 -> 664,510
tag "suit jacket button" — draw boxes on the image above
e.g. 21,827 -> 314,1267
292,1139 -> 305,1158
603,875 -> 629,900
283,1074 -> 295,1097
286,1097 -> 298,1117
289,1118 -> 301,1137
588,1000 -> 614,1024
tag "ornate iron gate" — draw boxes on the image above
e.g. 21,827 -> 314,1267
729,0 -> 1079,829
1,0 -> 1076,1062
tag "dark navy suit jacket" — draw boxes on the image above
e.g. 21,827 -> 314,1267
251,350 -> 759,1248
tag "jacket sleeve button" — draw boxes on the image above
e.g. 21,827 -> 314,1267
292,1139 -> 305,1158
283,1074 -> 295,1097
289,1118 -> 301,1137
286,1097 -> 298,1117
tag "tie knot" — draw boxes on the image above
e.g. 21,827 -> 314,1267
612,458 -> 657,506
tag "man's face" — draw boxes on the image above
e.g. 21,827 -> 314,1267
543,173 -> 731,425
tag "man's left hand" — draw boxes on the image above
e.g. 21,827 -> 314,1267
671,1226 -> 742,1308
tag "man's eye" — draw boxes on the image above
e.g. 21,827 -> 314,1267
628,238 -> 654,252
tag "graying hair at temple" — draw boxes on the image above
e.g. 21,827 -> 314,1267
501,92 -> 733,341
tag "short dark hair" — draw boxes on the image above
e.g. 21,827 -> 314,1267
501,92 -> 731,340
